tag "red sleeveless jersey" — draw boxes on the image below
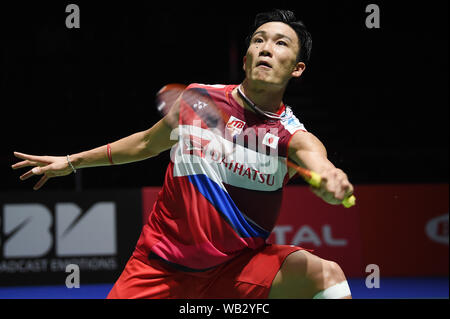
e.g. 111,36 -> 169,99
133,84 -> 307,271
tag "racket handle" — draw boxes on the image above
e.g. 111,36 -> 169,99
305,172 -> 355,208
342,195 -> 356,208
308,171 -> 322,188
288,160 -> 356,208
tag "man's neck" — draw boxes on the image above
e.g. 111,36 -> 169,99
234,80 -> 286,114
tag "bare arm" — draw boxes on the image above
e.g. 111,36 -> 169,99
71,118 -> 176,168
12,117 -> 177,190
288,131 -> 353,205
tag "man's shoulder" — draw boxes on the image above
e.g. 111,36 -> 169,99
280,106 -> 307,135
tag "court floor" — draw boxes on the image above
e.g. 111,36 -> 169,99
0,277 -> 447,299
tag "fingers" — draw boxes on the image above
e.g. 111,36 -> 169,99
17,165 -> 47,178
13,159 -> 52,191
16,167 -> 51,190
342,181 -> 354,199
20,169 -> 35,181
30,165 -> 58,178
310,185 -> 336,205
11,160 -> 40,170
17,165 -> 52,190
310,185 -> 327,199
12,152 -> 49,170
31,166 -> 45,175
13,151 -> 42,162
317,168 -> 353,202
12,152 -> 60,191
33,175 -> 50,191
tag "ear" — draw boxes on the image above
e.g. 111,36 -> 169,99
292,62 -> 306,78
242,55 -> 247,72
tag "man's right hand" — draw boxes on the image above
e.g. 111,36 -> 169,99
11,152 -> 74,190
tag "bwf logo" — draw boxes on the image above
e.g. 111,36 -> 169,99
1,202 -> 116,258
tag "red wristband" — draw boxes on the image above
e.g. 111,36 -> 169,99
107,144 -> 114,165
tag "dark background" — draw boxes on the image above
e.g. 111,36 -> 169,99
1,0 -> 448,192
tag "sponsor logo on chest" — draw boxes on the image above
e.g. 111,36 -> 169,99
226,116 -> 246,136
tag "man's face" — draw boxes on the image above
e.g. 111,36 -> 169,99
244,22 -> 305,88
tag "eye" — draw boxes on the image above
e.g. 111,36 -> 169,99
253,37 -> 263,44
276,40 -> 288,46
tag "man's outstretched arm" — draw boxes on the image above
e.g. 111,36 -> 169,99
288,131 -> 354,205
12,117 -> 177,190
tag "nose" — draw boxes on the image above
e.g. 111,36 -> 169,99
258,41 -> 273,58
259,50 -> 271,58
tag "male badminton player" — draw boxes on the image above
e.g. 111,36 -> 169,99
12,9 -> 354,299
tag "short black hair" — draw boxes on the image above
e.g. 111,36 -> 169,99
245,9 -> 312,64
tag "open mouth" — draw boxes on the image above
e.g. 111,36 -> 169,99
256,61 -> 272,69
